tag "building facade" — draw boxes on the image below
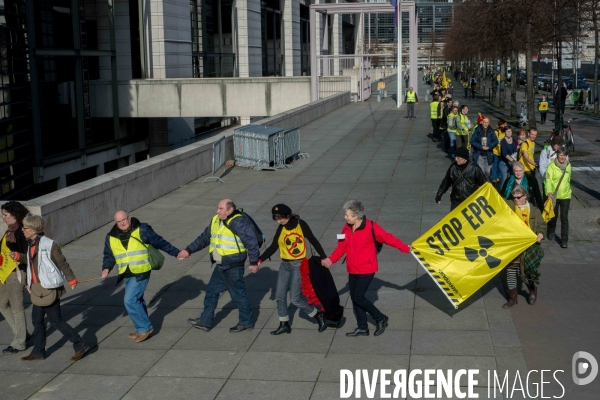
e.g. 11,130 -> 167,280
0,0 -> 360,200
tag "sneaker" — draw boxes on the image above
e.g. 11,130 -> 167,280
229,323 -> 253,333
188,318 -> 210,332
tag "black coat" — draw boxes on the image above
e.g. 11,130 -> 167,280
436,162 -> 487,209
308,256 -> 344,322
3,228 -> 28,271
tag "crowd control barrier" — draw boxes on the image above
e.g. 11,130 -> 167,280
203,136 -> 227,183
233,125 -> 308,171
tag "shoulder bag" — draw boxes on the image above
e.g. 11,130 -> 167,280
130,236 -> 165,271
30,283 -> 57,307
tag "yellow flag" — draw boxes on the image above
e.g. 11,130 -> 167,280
542,199 -> 555,223
411,183 -> 537,308
442,71 -> 451,89
0,235 -> 18,284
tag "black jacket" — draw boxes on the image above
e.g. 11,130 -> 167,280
436,162 -> 487,209
4,228 -> 28,271
258,217 -> 326,262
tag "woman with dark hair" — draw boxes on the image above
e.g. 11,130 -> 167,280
322,200 -> 411,337
0,201 -> 30,354
257,204 -> 328,335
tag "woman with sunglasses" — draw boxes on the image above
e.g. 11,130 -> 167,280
257,204 -> 328,335
503,185 -> 546,308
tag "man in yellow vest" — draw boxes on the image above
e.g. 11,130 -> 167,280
430,95 -> 442,142
102,210 -> 180,343
404,86 -> 419,119
178,199 -> 259,333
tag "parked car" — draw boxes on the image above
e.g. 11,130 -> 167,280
569,73 -> 585,81
564,78 -> 589,90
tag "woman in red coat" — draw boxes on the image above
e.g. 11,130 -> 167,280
322,200 -> 411,337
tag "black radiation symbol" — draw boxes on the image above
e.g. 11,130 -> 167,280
285,235 -> 304,256
464,236 -> 502,268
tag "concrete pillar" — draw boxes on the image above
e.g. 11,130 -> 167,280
148,118 -> 170,157
128,154 -> 136,165
409,5 -> 418,96
332,14 -> 342,75
96,162 -> 105,176
282,0 -> 300,76
240,117 -> 251,125
236,0 -> 262,77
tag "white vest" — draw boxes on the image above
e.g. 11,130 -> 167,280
27,236 -> 65,289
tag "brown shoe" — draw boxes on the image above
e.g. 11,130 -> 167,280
71,346 -> 90,361
502,288 -> 518,308
128,332 -> 137,339
134,328 -> 154,343
21,354 -> 45,361
526,282 -> 538,305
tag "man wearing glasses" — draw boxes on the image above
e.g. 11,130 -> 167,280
101,210 -> 180,343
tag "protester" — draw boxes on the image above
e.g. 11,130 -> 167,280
404,87 -> 418,119
446,106 -> 461,158
430,95 -> 442,142
470,78 -> 477,98
102,210 -> 180,342
499,126 -> 517,191
257,204 -> 328,335
1,201 -> 30,354
19,214 -> 90,361
538,94 -> 549,124
441,99 -> 453,152
491,119 -> 508,185
544,147 -> 572,248
539,136 -> 567,178
470,117 -> 498,179
179,199 -> 259,333
518,128 -> 544,209
457,105 -> 472,149
321,200 -> 411,337
501,161 -> 536,203
435,147 -> 487,210
377,79 -> 386,98
502,185 -> 545,308
463,80 -> 469,99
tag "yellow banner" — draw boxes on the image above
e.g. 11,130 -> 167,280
0,235 -> 18,284
411,183 -> 537,308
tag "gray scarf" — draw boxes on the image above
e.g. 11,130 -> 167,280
554,158 -> 569,171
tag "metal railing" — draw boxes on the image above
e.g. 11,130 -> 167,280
319,76 -> 352,99
203,136 -> 227,183
233,125 -> 308,171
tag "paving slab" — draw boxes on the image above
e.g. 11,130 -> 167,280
122,377 -> 225,400
146,350 -> 243,378
30,374 -> 139,400
216,379 -> 314,400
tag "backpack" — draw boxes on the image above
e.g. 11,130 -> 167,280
370,220 -> 383,254
224,208 -> 266,249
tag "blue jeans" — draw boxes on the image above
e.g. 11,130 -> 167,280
447,130 -> 457,156
276,260 -> 316,321
124,275 -> 152,334
491,154 -> 501,180
464,88 -> 468,98
200,266 -> 253,328
379,89 -> 384,98
498,161 -> 511,192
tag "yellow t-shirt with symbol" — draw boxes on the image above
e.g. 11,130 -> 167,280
0,235 -> 18,284
278,224 -> 306,260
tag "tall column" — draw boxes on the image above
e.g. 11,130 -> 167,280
236,0 -> 262,77
409,4 -> 418,95
282,0 -> 300,76
332,13 -> 342,75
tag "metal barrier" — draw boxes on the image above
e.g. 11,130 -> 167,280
233,125 -> 309,171
203,136 -> 227,183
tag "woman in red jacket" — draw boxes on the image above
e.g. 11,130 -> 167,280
322,200 -> 411,337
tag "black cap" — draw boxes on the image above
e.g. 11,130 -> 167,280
455,147 -> 470,160
272,204 -> 292,217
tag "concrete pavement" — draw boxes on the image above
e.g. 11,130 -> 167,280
1,79 -> 599,399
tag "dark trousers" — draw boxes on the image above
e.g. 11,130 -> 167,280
200,266 -> 253,328
464,88 -> 468,98
431,119 -> 441,140
31,299 -> 86,358
548,199 -> 570,243
524,171 -> 544,210
348,273 -> 383,330
540,112 -> 547,124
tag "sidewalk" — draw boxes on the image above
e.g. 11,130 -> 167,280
0,79 -> 598,400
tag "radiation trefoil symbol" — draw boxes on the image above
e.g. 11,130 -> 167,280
464,236 -> 502,268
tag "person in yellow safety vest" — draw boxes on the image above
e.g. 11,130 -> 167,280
404,87 -> 419,119
430,95 -> 442,142
377,79 -> 386,98
102,210 -> 180,343
178,199 -> 260,333
538,94 -> 549,124
446,105 -> 461,158
491,118 -> 508,184
458,105 -> 472,149
463,81 -> 469,99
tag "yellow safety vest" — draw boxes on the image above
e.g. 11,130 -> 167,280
493,128 -> 505,156
538,101 -> 548,111
109,227 -> 151,275
430,101 -> 440,119
208,214 -> 246,256
458,114 -> 470,136
406,91 -> 416,102
278,223 -> 306,260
